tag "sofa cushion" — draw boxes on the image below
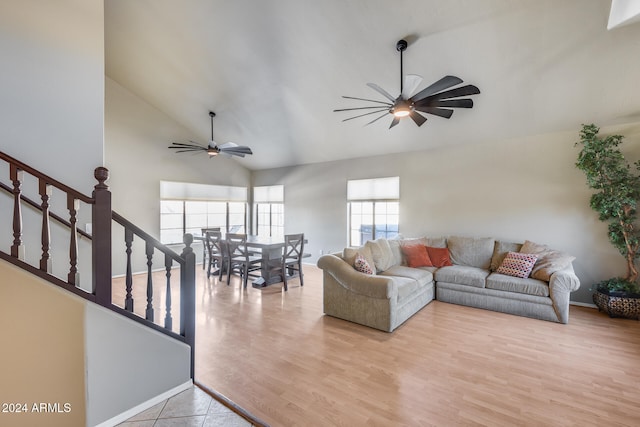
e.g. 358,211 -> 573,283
435,265 -> 489,288
447,236 -> 495,269
354,253 -> 374,275
425,236 -> 447,248
486,272 -> 550,297
520,240 -> 576,281
401,245 -> 432,267
380,265 -> 434,286
496,252 -> 538,279
425,246 -> 452,267
365,238 -> 395,272
394,276 -> 422,305
344,245 -> 375,274
387,238 -> 403,266
490,241 -> 523,271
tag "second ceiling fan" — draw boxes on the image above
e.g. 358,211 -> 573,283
168,111 -> 253,158
334,39 -> 480,129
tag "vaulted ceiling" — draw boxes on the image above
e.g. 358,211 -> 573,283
105,0 -> 640,170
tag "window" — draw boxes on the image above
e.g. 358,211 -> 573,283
160,200 -> 247,244
254,185 -> 284,238
347,177 -> 399,246
160,181 -> 247,244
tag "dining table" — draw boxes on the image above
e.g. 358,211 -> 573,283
194,233 -> 307,287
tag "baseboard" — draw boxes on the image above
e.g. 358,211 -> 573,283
570,301 -> 597,309
92,380 -> 193,427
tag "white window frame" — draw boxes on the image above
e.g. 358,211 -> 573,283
347,177 -> 400,246
253,185 -> 284,238
160,181 -> 248,244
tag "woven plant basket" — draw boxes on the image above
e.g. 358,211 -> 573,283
593,290 -> 640,320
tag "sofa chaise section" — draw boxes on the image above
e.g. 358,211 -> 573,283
317,251 -> 435,332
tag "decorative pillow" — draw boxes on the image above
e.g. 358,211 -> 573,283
354,253 -> 374,275
425,246 -> 453,267
490,241 -> 523,271
344,245 -> 375,272
520,240 -> 576,281
401,245 -> 433,268
496,252 -> 538,278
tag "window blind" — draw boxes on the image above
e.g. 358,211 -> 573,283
160,181 -> 247,202
253,185 -> 284,203
347,177 -> 399,201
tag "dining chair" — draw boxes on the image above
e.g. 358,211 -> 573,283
205,230 -> 226,281
201,227 -> 221,270
281,233 -> 305,291
225,233 -> 262,288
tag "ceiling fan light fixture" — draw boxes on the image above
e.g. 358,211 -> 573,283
391,101 -> 413,118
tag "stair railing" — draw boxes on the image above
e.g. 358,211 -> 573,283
0,151 -> 195,378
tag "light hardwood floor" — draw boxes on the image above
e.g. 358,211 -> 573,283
115,265 -> 640,427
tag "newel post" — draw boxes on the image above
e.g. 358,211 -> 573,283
93,167 -> 112,307
180,233 -> 196,379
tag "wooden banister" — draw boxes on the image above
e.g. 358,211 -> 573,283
0,151 -> 93,203
0,181 -> 92,239
0,151 -> 196,379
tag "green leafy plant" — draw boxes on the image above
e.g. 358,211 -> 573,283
575,123 -> 640,294
595,277 -> 640,295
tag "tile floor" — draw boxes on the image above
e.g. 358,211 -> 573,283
117,385 -> 254,427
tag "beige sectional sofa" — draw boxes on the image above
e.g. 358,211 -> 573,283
317,235 -> 580,332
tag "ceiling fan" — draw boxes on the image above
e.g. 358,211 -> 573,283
168,111 -> 253,158
334,39 -> 480,129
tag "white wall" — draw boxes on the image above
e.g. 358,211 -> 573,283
0,0 -> 103,289
85,303 -> 191,427
0,0 -> 104,194
105,78 -> 252,274
253,123 -> 640,305
0,4 -> 194,426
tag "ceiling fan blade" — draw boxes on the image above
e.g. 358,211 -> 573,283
342,96 -> 393,106
220,146 -> 253,154
365,111 -> 391,126
402,74 -> 423,99
169,142 -> 206,148
433,99 -> 474,108
366,83 -> 397,102
218,142 -> 238,149
173,149 -> 206,153
413,105 -> 454,119
169,146 -> 206,152
334,105 -> 395,112
417,85 -> 481,103
410,75 -> 464,102
389,117 -> 401,129
342,108 -> 390,122
409,111 -> 427,127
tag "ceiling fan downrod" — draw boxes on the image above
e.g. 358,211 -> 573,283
397,39 -> 407,95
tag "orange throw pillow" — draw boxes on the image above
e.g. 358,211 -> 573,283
425,246 -> 452,267
401,245 -> 433,267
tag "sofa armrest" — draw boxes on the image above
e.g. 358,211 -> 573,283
317,254 -> 397,299
549,263 -> 580,293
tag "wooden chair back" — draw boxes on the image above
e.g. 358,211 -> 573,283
226,233 -> 249,259
284,233 -> 304,261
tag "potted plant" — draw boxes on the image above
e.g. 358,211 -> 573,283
575,123 -> 640,319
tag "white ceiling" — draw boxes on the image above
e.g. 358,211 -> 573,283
105,0 -> 640,171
